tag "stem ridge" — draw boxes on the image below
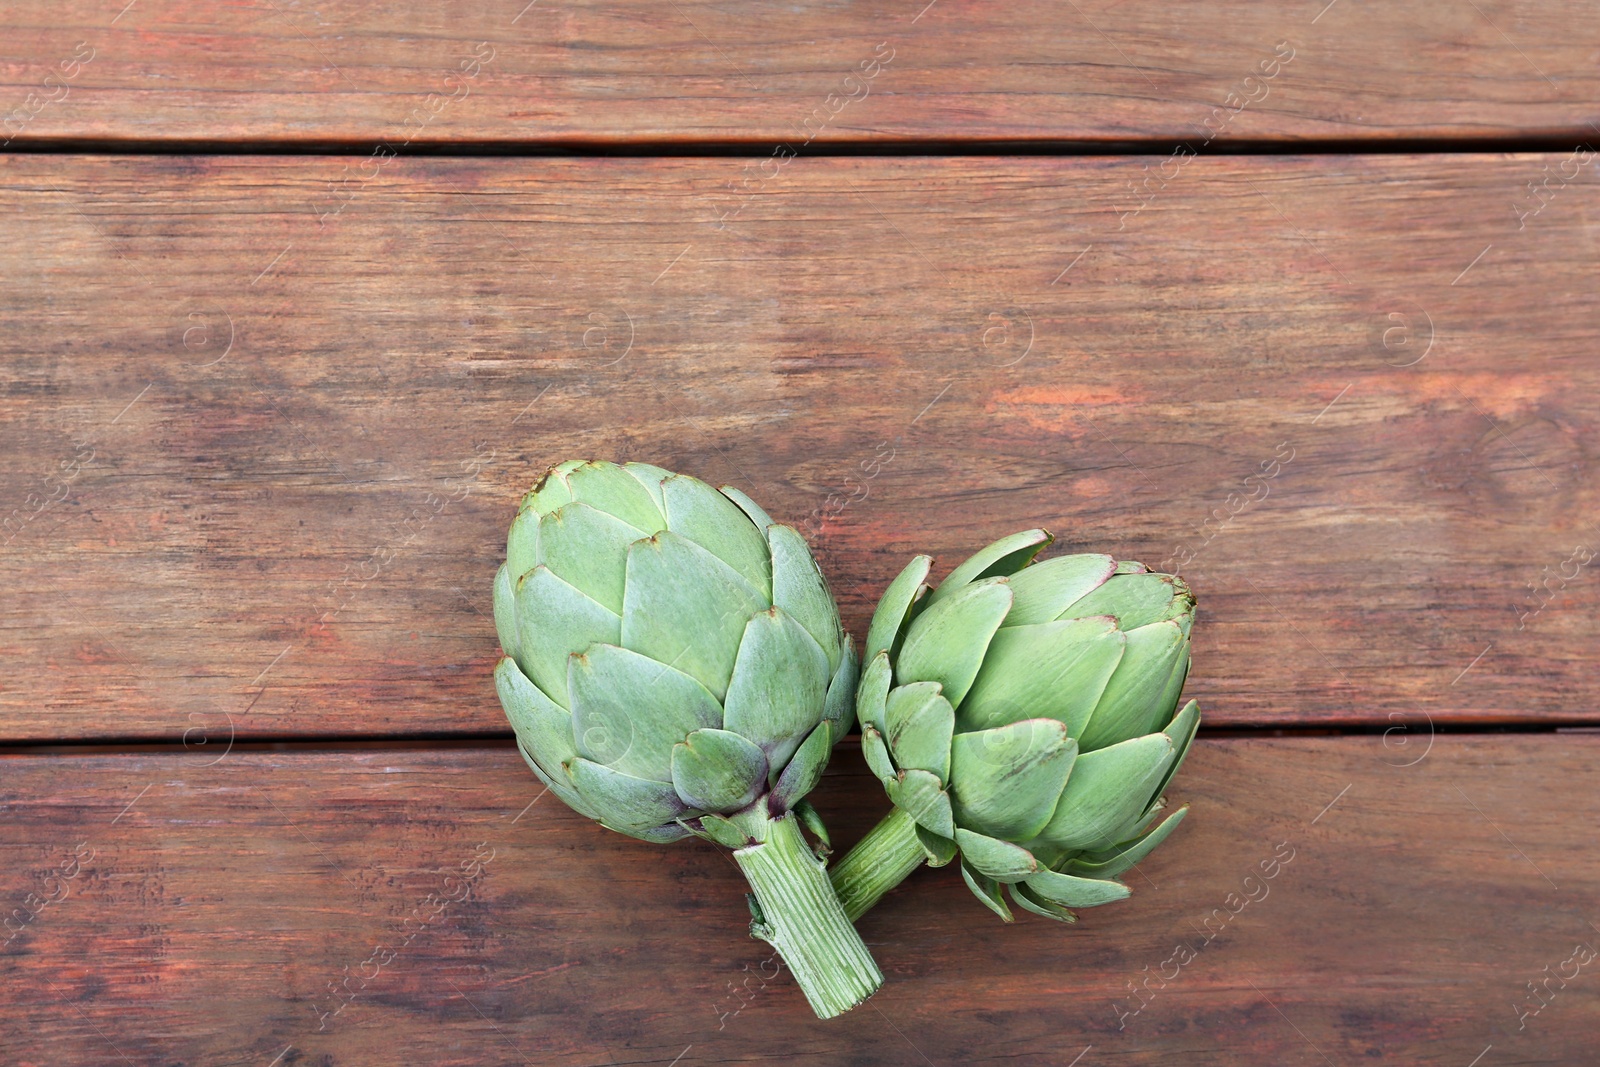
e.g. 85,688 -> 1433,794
828,806 -> 928,922
733,812 -> 883,1018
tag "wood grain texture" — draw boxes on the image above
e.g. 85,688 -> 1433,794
1,154 -> 1597,741
1,737 -> 1595,1065
0,1 -> 1597,146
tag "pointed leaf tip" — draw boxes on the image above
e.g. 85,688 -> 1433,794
865,555 -> 932,664
887,768 -> 955,838
926,529 -> 1053,608
960,860 -> 1014,922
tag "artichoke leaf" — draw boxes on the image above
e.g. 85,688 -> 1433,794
1039,733 -> 1175,851
959,616 -> 1125,736
621,462 -> 674,514
959,860 -> 1014,922
896,578 -> 1014,708
516,738 -> 598,821
566,758 -> 686,833
493,562 -> 519,658
926,529 -> 1052,607
948,719 -> 1077,841
822,640 -> 859,741
718,484 -> 776,531
539,501 -> 650,615
886,769 -> 955,839
791,799 -> 831,853
1023,866 -> 1132,908
1001,553 -> 1117,626
860,725 -> 898,785
661,473 -> 773,598
505,508 -> 542,585
722,608 -> 830,771
915,825 -> 958,867
521,460 -> 582,517
694,813 -> 755,849
1150,644 -> 1192,732
1066,571 -> 1189,630
495,657 -> 579,771
513,565 -> 621,709
855,650 -> 893,735
1064,806 -> 1188,880
1127,798 -> 1167,840
620,531 -> 764,701
954,829 -> 1039,884
769,523 -> 844,672
671,728 -> 769,812
884,682 -> 955,783
568,642 -> 722,782
566,460 -> 666,534
1076,619 -> 1188,751
1151,699 -> 1201,804
864,554 -> 932,664
1009,883 -> 1078,923
770,720 -> 832,811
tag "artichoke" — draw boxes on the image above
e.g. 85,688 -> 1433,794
830,528 -> 1199,923
492,460 -> 879,1017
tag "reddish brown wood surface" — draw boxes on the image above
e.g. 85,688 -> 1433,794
0,2 -> 1596,146
1,154 -> 1596,741
3,6 -> 1593,1064
2,736 -> 1595,1065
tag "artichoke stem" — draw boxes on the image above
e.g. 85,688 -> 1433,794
733,811 -> 883,1018
828,806 -> 926,922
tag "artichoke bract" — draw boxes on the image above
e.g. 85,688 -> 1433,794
492,460 -> 878,1018
830,529 -> 1199,924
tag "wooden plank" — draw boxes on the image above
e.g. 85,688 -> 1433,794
0,2 -> 1596,146
1,154 -> 1597,741
1,737 -> 1594,1063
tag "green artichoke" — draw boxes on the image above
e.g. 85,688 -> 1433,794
830,528 -> 1199,923
492,460 -> 879,1017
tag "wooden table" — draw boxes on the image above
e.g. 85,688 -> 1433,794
3,3 -> 1597,1063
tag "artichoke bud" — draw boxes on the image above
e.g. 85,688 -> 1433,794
857,528 -> 1200,922
492,461 -> 859,845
